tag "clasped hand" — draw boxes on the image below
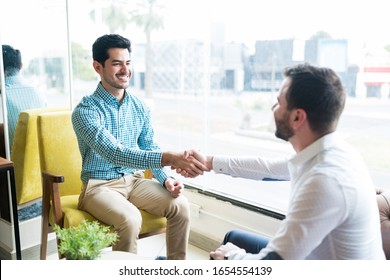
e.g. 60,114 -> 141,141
171,149 -> 211,178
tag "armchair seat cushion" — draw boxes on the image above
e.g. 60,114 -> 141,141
49,195 -> 95,228
139,209 -> 167,234
49,194 -> 166,234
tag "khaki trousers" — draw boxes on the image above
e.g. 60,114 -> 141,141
78,172 -> 190,260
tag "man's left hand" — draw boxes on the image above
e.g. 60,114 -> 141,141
209,242 -> 241,260
164,178 -> 183,198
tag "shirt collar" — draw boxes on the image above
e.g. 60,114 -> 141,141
5,74 -> 22,86
95,82 -> 129,105
289,131 -> 341,168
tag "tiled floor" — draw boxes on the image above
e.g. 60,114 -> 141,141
47,233 -> 210,260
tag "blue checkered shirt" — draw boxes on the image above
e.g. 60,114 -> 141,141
4,75 -> 47,150
72,83 -> 168,185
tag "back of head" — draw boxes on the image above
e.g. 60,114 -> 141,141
283,63 -> 346,134
2,45 -> 22,76
92,34 -> 131,66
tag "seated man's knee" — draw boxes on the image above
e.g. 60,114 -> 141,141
115,211 -> 143,233
223,229 -> 269,254
223,229 -> 243,244
167,195 -> 190,220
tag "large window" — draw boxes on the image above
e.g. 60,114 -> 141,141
0,0 -> 70,109
1,0 -> 389,214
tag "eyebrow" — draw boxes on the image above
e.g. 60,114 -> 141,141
111,59 -> 131,63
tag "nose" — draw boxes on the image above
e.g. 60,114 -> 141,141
121,64 -> 129,72
271,102 -> 277,111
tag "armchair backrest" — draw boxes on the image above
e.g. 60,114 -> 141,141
11,108 -> 66,204
37,111 -> 82,196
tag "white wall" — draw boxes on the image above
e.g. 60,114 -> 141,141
184,188 -> 282,247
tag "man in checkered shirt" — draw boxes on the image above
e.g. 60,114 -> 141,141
72,34 -> 206,260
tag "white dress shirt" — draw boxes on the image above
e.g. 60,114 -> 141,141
213,132 -> 385,259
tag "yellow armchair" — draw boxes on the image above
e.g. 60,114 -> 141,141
11,108 -> 66,205
38,111 -> 166,260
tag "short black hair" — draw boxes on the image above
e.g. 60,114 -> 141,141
2,45 -> 22,76
92,34 -> 131,66
283,63 -> 346,133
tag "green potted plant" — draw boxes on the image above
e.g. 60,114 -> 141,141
53,220 -> 118,260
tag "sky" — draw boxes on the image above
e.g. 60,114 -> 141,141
152,0 -> 390,63
159,0 -> 389,47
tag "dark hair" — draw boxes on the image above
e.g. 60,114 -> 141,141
92,34 -> 131,66
2,45 -> 22,76
283,63 -> 346,133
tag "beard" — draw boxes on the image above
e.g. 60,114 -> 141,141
102,71 -> 131,90
274,112 -> 294,141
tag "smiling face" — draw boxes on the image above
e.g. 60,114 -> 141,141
93,47 -> 132,98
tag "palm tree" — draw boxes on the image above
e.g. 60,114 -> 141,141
88,0 -> 164,98
129,0 -> 164,98
102,5 -> 128,33
89,0 -> 128,33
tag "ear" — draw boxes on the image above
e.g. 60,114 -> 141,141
92,61 -> 102,74
291,108 -> 306,129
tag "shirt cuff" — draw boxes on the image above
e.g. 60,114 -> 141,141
212,156 -> 230,174
153,168 -> 169,186
227,248 -> 247,260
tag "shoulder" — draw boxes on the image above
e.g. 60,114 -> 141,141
126,93 -> 150,113
74,92 -> 104,111
72,94 -> 102,122
73,95 -> 92,113
127,93 -> 145,106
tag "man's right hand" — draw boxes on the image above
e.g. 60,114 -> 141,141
170,149 -> 213,178
162,150 -> 210,178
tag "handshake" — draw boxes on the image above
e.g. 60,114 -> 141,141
162,149 -> 212,178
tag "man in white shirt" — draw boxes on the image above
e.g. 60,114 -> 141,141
179,64 -> 385,260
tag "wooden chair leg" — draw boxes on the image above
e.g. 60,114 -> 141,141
40,178 -> 51,260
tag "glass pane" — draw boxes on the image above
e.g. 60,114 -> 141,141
1,0 -> 71,150
67,0 -> 390,211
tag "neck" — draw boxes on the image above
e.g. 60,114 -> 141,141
291,129 -> 334,153
112,90 -> 125,102
100,82 -> 125,101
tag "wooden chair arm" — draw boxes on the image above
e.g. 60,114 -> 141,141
41,171 -> 65,227
42,171 -> 64,183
